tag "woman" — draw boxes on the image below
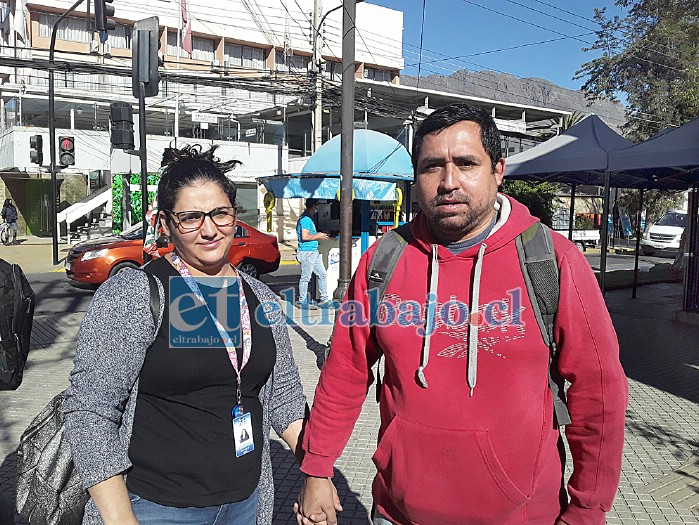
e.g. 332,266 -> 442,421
1,198 -> 18,243
64,145 -> 321,524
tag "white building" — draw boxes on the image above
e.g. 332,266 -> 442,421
0,0 -> 566,240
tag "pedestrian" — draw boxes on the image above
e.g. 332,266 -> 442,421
64,144 -> 339,525
296,198 -> 330,307
294,104 -> 628,525
1,198 -> 18,244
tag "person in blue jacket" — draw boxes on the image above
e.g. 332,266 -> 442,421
296,199 -> 329,307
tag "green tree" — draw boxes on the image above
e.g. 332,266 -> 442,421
500,180 -> 560,226
616,189 -> 685,230
542,111 -> 587,138
575,0 -> 699,140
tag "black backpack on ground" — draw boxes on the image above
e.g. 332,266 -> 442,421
0,258 -> 35,390
367,222 -> 571,426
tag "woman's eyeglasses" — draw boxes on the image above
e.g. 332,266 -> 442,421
166,207 -> 237,232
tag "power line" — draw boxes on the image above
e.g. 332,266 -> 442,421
413,0 -> 427,102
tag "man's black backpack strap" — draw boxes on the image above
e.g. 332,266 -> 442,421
367,223 -> 413,317
367,223 -> 412,401
515,223 -> 571,426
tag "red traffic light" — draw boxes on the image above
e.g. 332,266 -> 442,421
58,136 -> 75,166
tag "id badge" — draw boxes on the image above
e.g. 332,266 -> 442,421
233,412 -> 254,457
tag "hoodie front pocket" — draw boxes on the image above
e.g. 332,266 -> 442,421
372,416 -> 529,524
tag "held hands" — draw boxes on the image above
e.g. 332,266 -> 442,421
294,475 -> 343,525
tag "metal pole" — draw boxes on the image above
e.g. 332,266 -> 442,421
49,65 -> 58,264
138,81 -> 151,263
311,0 -> 322,152
334,0 -> 356,303
49,0 -> 84,265
683,184 -> 698,312
632,188 -> 644,298
599,171 -> 611,295
567,183 -> 576,241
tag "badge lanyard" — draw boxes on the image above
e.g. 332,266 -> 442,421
170,253 -> 252,412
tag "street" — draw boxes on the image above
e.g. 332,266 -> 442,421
584,251 -> 673,272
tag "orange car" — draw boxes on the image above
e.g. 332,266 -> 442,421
65,220 -> 280,284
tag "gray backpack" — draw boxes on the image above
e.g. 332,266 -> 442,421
367,222 -> 571,426
15,272 -> 161,525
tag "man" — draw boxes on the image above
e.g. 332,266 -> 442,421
296,198 -> 330,307
295,104 -> 627,525
2,198 -> 18,244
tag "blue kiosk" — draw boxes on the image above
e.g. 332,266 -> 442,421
258,129 -> 413,256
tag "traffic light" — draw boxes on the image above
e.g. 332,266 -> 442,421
94,0 -> 116,43
132,17 -> 161,98
29,135 -> 43,165
58,136 -> 75,166
110,102 -> 135,150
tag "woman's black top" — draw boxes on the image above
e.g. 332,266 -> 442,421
126,257 -> 276,507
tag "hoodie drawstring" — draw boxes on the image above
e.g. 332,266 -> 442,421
468,243 -> 487,396
416,244 -> 439,388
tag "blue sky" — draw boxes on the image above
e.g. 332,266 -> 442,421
368,0 -> 626,92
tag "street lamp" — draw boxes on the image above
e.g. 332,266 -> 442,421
311,0 -> 363,153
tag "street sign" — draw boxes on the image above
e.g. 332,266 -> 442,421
245,128 -> 256,137
192,112 -> 219,124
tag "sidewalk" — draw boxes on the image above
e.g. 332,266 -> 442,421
1,280 -> 698,523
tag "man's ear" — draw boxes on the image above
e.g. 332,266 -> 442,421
494,158 -> 506,187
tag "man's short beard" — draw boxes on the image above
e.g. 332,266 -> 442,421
430,209 -> 482,237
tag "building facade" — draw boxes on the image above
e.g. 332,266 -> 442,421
0,0 -> 567,240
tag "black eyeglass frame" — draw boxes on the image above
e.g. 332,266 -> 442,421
163,206 -> 238,233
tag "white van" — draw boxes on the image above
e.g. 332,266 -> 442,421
640,210 -> 687,256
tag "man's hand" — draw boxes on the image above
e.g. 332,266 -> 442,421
317,232 -> 329,241
294,475 -> 342,525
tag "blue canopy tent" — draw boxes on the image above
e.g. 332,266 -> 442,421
258,129 -> 413,253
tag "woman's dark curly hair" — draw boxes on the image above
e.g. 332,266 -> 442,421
158,144 -> 242,220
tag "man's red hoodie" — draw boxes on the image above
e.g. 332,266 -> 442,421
301,195 -> 628,524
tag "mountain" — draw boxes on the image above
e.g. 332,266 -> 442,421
400,70 -> 626,131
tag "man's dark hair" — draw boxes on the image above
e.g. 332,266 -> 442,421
158,144 -> 241,221
305,198 -> 319,209
412,103 -> 502,174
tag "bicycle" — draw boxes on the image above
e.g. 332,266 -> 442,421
0,221 -> 16,246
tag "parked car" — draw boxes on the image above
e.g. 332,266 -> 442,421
640,210 -> 687,256
65,220 -> 280,285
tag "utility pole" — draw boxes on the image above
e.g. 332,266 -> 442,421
311,0 -> 323,152
334,0 -> 356,303
49,0 -> 85,265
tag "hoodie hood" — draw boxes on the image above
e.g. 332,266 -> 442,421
410,194 -> 540,395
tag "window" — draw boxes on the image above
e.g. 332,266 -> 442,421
323,61 -> 342,81
107,24 -> 132,49
39,13 -> 90,43
364,67 -> 392,83
275,51 -> 308,73
225,43 -> 264,69
167,31 -> 190,58
192,37 -> 215,61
